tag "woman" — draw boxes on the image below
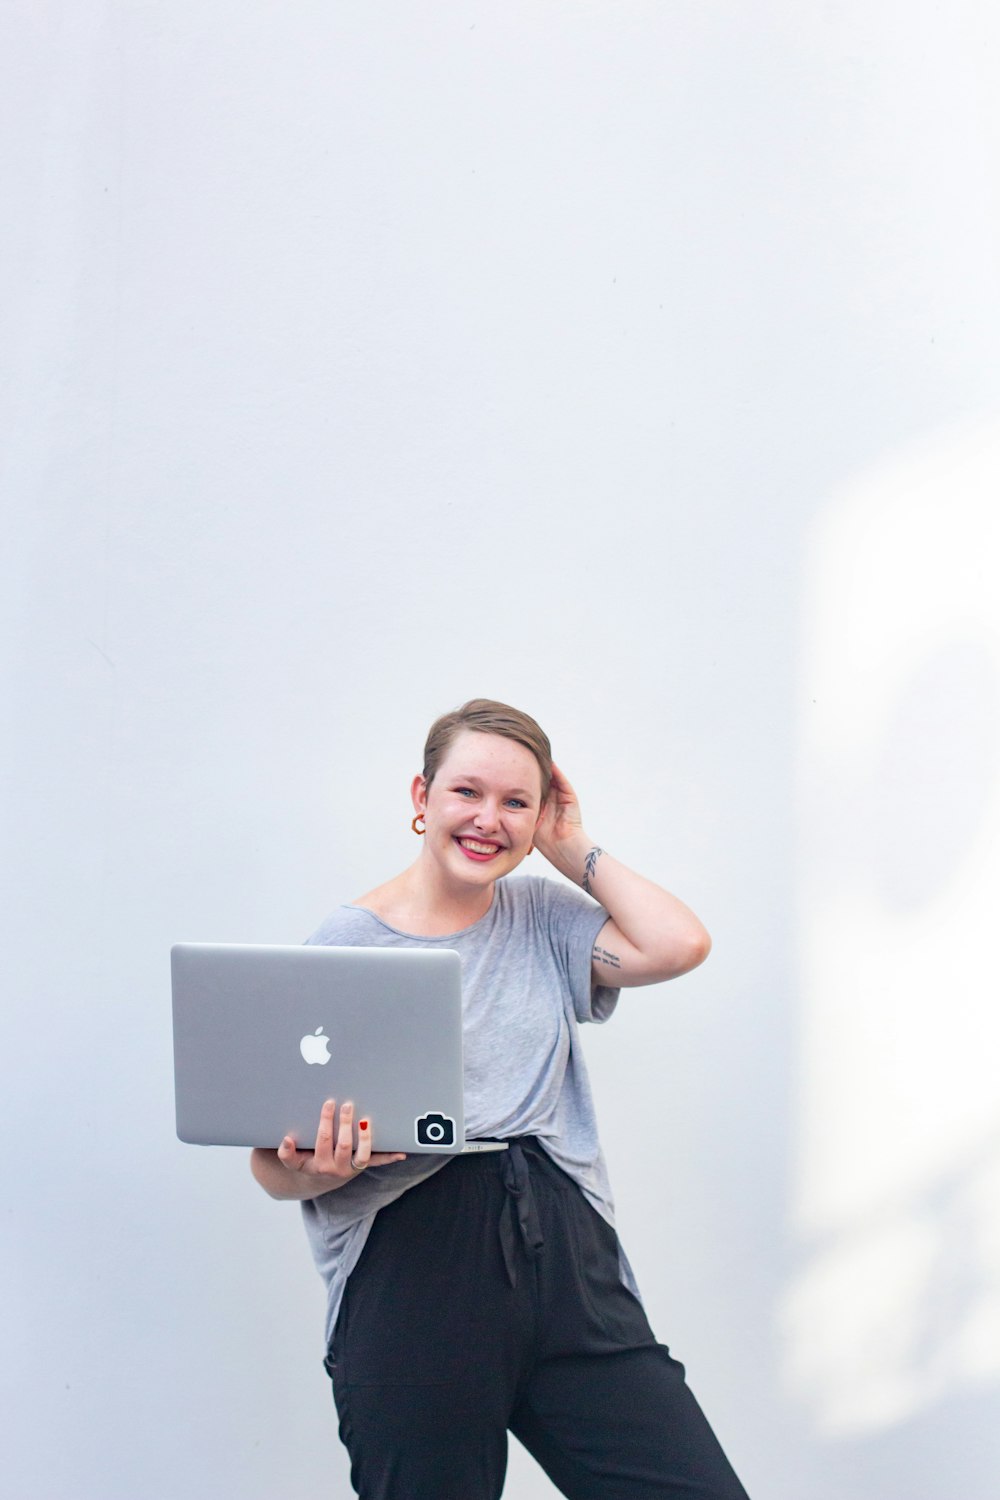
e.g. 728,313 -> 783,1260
251,699 -> 749,1500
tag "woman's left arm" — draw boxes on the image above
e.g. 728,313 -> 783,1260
533,765 -> 711,988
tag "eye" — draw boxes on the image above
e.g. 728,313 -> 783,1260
505,799 -> 528,810
455,787 -> 476,797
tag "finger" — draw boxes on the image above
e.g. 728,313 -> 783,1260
368,1152 -> 408,1165
312,1099 -> 338,1166
351,1115 -> 373,1170
558,781 -> 577,806
334,1100 -> 355,1166
277,1135 -> 311,1173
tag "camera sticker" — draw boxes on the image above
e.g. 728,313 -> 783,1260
414,1111 -> 456,1148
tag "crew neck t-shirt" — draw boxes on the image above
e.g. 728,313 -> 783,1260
300,873 -> 638,1346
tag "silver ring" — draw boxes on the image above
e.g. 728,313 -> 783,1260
349,1156 -> 365,1173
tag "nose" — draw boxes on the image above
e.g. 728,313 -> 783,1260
473,799 -> 501,832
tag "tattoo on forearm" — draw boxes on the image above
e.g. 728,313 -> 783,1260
582,846 -> 604,894
592,944 -> 622,970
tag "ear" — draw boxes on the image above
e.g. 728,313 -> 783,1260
411,773 -> 429,818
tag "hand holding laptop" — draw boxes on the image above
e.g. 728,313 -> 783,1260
276,1097 -> 407,1185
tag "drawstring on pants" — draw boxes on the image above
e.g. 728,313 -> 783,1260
499,1141 -> 544,1287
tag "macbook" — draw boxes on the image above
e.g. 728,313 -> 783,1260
171,942 -> 504,1154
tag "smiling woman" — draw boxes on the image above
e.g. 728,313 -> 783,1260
249,699 -> 744,1500
404,724 -> 544,913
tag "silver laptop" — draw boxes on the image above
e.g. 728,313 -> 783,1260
171,943 -> 503,1154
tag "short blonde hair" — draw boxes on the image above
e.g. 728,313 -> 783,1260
422,699 -> 553,805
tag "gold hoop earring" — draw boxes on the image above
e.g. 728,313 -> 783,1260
411,814 -> 426,835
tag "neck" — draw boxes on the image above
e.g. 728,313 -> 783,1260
403,855 -> 495,933
358,856 -> 495,937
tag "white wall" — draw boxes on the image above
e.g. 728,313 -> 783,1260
3,3 -> 999,1496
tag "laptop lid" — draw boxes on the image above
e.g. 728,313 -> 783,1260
171,943 -> 465,1153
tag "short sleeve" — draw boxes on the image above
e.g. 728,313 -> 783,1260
531,877 -> 621,1025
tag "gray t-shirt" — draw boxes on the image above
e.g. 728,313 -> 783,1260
300,873 -> 637,1346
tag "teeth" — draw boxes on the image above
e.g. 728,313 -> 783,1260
459,839 -> 501,854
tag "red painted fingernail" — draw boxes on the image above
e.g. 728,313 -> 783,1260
359,1120 -> 369,1131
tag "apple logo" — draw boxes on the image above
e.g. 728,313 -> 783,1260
300,1026 -> 331,1065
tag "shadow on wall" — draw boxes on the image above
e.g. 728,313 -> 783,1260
782,415 -> 1000,1436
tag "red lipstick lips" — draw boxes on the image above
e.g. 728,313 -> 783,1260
454,836 -> 503,862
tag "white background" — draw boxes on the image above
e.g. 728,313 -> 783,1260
3,3 -> 999,1496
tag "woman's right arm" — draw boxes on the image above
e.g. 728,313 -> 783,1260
250,1097 -> 406,1201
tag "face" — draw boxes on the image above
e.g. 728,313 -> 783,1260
412,730 -> 544,886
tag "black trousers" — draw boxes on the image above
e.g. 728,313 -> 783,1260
325,1139 -> 749,1500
